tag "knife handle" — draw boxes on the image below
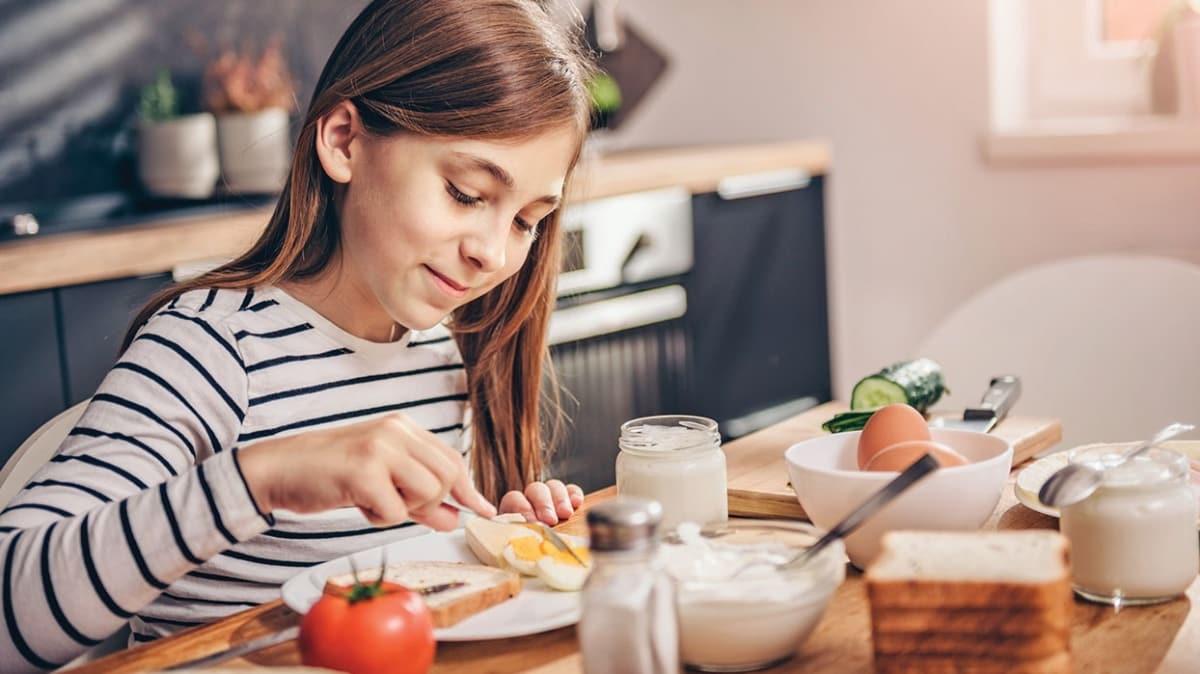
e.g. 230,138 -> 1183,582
963,376 -> 1021,422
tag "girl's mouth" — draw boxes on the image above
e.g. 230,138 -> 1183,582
424,264 -> 469,297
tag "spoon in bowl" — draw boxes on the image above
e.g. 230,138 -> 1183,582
1037,422 -> 1195,509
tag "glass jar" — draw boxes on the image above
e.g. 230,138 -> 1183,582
663,520 -> 845,672
1061,446 -> 1198,606
615,414 -> 727,532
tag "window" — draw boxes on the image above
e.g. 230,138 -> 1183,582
1101,0 -> 1175,43
987,0 -> 1200,163
990,0 -> 1183,124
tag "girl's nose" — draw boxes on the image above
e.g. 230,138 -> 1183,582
461,219 -> 508,273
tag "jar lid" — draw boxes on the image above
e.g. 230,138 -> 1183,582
619,414 -> 720,454
587,497 -> 663,551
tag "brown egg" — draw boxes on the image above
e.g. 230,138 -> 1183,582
864,440 -> 968,472
857,404 -> 931,469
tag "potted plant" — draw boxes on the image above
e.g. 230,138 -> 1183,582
582,71 -> 623,157
203,37 -> 295,194
136,68 -> 220,199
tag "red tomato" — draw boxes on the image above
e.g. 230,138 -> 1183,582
300,579 -> 436,674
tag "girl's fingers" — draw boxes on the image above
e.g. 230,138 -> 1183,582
567,484 -> 585,508
356,472 -> 410,526
445,453 -> 495,518
524,482 -> 557,525
409,502 -> 461,532
387,454 -> 445,513
545,479 -> 573,520
499,490 -> 537,522
401,418 -> 495,517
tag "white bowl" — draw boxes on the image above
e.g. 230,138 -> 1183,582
664,520 -> 845,671
784,429 -> 1013,568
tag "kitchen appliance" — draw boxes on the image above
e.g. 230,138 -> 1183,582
548,187 -> 693,493
0,191 -> 275,242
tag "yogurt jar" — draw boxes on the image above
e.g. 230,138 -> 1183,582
615,415 -> 728,531
662,520 -> 846,672
1061,446 -> 1198,606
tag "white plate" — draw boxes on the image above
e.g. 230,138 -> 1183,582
280,529 -> 582,641
1014,441 -> 1200,525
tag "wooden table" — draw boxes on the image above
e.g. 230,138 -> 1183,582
65,407 -> 1200,673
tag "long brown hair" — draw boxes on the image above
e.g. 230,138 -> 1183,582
125,0 -> 596,502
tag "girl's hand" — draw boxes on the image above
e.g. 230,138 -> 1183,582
499,480 -> 585,525
238,413 -> 496,532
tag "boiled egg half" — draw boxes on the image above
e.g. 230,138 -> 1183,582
502,535 -> 591,591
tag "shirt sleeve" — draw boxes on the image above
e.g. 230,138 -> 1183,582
0,306 -> 273,672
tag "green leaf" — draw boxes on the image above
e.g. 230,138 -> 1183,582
139,68 -> 178,123
587,72 -> 622,113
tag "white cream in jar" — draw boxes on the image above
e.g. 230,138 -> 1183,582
1061,446 -> 1198,605
663,521 -> 845,672
615,415 -> 727,531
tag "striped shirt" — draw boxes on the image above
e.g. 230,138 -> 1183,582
0,286 -> 469,671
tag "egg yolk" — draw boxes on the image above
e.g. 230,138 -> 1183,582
508,535 -> 590,567
510,536 -> 545,561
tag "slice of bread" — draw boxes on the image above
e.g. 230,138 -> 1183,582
874,651 -> 1073,674
873,630 -> 1069,659
328,561 -> 521,627
866,531 -> 1072,609
870,606 -> 1071,637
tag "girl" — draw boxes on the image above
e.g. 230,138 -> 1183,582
0,0 -> 595,668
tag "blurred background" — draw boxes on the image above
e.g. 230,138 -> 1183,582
2,1 -> 1199,490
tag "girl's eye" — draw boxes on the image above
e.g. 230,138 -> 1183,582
448,180 -> 538,238
514,216 -> 537,236
445,181 -> 482,207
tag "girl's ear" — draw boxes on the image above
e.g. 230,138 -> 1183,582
315,100 -> 360,184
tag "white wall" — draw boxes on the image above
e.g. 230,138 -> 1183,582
601,0 -> 1200,403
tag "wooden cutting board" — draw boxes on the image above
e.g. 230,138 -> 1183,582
724,401 -> 1063,520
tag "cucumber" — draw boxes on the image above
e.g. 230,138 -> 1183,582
820,411 -> 876,433
849,358 -> 948,413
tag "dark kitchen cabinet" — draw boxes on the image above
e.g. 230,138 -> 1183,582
58,274 -> 173,405
0,290 -> 65,465
0,274 -> 173,466
684,177 -> 831,438
550,316 -> 690,493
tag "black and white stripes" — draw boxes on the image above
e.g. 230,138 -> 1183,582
0,286 -> 467,671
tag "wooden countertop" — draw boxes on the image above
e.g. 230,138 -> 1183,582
0,141 -> 829,296
63,406 -> 1200,674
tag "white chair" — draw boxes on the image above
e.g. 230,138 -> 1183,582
0,401 -> 88,508
916,255 -> 1200,451
0,400 -> 131,667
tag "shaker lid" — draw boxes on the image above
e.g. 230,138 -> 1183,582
587,497 -> 663,551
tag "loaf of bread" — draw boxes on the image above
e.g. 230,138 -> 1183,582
866,531 -> 1073,674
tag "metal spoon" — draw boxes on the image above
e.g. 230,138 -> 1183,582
1037,422 -> 1195,509
728,453 -> 940,578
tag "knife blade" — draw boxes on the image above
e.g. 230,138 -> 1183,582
163,625 -> 300,671
930,375 -> 1022,433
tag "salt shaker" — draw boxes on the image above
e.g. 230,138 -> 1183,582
578,497 -> 680,674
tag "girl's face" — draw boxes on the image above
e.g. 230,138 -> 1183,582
316,102 -> 578,333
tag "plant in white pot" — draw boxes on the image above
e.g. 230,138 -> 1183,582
204,37 -> 295,194
137,69 -> 220,199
